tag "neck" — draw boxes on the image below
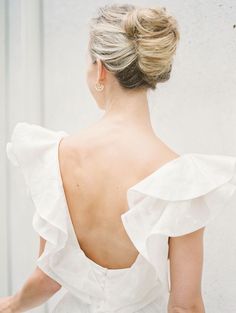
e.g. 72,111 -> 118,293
99,88 -> 153,130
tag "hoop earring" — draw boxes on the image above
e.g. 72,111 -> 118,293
95,82 -> 104,91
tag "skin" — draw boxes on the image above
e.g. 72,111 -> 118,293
167,228 -> 206,313
1,50 -> 205,313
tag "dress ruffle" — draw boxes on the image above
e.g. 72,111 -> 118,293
6,122 -> 69,249
121,153 -> 236,284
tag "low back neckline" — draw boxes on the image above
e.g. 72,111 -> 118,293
55,131 -> 183,272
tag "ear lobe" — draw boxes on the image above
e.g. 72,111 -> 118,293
97,59 -> 106,82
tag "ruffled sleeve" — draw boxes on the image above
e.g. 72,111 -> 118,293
5,122 -> 69,247
121,153 -> 236,285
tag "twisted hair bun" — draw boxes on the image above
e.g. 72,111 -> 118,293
89,4 -> 180,90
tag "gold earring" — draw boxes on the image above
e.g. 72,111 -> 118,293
95,82 -> 104,91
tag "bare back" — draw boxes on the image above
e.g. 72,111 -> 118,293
58,122 -> 179,269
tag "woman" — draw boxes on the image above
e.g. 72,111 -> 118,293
1,3 -> 236,313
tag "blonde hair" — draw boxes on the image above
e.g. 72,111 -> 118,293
88,3 -> 180,90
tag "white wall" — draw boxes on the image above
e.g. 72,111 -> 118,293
1,0 -> 48,312
1,1 -> 236,312
0,0 -> 9,297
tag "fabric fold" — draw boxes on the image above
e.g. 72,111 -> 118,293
6,122 -> 69,250
121,153 -> 236,285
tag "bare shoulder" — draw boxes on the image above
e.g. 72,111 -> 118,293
58,129 -> 90,161
151,135 -> 180,165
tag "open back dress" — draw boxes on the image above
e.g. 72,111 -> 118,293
6,122 -> 236,313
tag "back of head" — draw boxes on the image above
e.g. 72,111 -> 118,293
88,3 -> 180,90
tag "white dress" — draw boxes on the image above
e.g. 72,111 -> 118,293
6,122 -> 236,313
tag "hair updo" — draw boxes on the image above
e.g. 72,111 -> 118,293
88,3 -> 180,90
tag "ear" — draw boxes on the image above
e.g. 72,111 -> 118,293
96,59 -> 106,82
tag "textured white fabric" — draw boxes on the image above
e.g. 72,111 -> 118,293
6,122 -> 236,313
